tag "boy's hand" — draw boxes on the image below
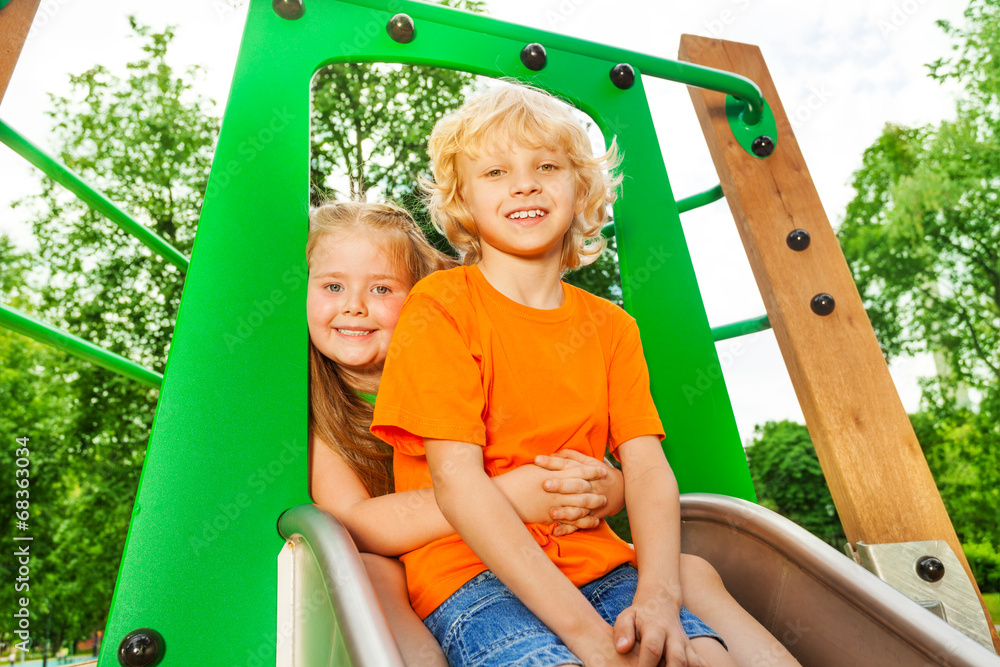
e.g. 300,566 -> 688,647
613,602 -> 707,667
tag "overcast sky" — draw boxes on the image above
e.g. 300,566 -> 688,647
0,0 -> 968,443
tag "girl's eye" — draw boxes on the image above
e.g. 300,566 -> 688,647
372,285 -> 391,296
486,169 -> 504,177
325,284 -> 343,293
539,163 -> 556,172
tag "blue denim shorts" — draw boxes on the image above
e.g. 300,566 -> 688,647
423,564 -> 726,667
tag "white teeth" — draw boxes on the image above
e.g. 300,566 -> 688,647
337,329 -> 372,337
508,209 -> 545,220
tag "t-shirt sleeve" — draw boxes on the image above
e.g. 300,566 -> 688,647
607,315 -> 665,456
371,293 -> 486,456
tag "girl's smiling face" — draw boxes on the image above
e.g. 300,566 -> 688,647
307,229 -> 410,389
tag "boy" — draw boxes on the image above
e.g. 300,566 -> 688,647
372,84 -> 732,667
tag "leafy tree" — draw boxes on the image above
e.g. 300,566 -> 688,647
746,421 -> 847,547
910,387 -> 1000,546
837,0 -> 999,578
838,0 -> 1000,407
0,237 -> 77,654
11,20 -> 217,646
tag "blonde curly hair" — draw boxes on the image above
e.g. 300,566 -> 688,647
422,83 -> 621,272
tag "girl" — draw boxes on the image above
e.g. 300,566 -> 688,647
306,200 -> 626,666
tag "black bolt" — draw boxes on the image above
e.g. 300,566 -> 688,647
386,13 -> 415,43
752,135 -> 775,157
786,229 -> 811,251
272,0 -> 304,20
610,63 -> 635,89
117,628 -> 165,667
810,293 -> 835,316
917,556 -> 946,583
520,43 -> 547,71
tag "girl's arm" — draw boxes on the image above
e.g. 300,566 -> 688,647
309,434 -> 615,556
426,438 -> 632,667
612,435 -> 704,667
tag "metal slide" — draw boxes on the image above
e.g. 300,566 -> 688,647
680,494 -> 1000,666
278,497 -> 999,667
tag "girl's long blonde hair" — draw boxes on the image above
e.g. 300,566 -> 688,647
308,200 -> 456,497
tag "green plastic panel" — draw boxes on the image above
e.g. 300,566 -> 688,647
100,1 -> 758,664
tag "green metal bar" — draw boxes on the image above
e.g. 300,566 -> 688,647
711,314 -> 771,342
603,183 -> 726,238
0,118 -> 190,272
345,0 -> 766,124
0,303 -> 163,388
677,183 -> 725,214
601,220 -> 615,240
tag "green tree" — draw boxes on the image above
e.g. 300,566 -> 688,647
0,236 -> 78,654
838,0 -> 1000,407
12,20 -> 217,645
746,420 -> 847,547
910,389 -> 1000,547
837,0 -> 999,576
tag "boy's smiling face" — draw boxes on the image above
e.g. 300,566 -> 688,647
458,140 -> 584,266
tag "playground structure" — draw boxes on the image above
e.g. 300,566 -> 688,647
2,0 -> 1000,664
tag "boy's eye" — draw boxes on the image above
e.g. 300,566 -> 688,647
325,283 -> 343,293
372,285 -> 391,296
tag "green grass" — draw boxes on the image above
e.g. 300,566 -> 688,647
984,592 -> 1000,624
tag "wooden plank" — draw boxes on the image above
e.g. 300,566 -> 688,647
0,0 -> 41,107
678,34 -> 999,651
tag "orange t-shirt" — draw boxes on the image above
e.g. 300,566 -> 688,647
371,265 -> 664,619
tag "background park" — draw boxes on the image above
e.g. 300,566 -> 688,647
1,0 -> 998,661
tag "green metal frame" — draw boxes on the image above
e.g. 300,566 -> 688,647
93,1 -> 766,663
0,304 -> 163,387
0,120 -> 190,271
